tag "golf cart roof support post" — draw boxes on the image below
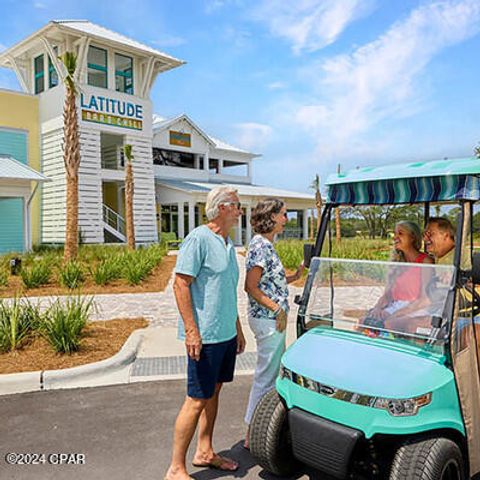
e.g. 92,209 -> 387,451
297,204 -> 333,336
313,204 -> 334,258
424,202 -> 430,228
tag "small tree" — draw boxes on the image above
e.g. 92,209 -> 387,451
475,143 -> 480,158
123,144 -> 135,250
61,52 -> 80,262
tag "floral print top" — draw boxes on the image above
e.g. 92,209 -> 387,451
246,234 -> 289,319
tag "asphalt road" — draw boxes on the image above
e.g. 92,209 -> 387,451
0,375 -> 324,480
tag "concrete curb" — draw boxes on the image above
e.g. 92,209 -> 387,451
0,328 -> 146,396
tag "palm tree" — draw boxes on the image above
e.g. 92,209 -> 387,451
123,144 -> 135,250
60,52 -> 80,262
310,174 -> 323,234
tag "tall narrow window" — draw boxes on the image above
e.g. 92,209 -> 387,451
34,54 -> 44,94
48,47 -> 58,89
87,46 -> 108,88
115,53 -> 133,94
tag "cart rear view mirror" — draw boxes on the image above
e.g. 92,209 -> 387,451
472,252 -> 480,284
304,244 -> 314,269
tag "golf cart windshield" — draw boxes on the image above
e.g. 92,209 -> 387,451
304,257 -> 455,350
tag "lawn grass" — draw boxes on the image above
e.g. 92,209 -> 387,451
276,237 -> 392,269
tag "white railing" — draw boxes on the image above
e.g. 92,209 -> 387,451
102,204 -> 126,235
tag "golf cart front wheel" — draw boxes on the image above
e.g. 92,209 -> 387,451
249,389 -> 299,477
389,437 -> 465,480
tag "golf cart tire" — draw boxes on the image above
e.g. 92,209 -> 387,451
249,389 -> 299,477
389,437 -> 465,480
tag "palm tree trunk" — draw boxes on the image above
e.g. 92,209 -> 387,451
125,161 -> 135,250
63,86 -> 80,262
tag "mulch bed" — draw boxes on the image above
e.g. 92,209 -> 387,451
0,317 -> 148,374
0,255 -> 176,298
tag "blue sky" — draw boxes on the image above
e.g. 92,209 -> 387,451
1,0 -> 480,194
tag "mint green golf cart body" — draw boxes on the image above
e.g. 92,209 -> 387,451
249,158 -> 480,479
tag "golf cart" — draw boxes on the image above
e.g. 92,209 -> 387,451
249,158 -> 480,479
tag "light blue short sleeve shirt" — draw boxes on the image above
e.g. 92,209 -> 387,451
175,225 -> 239,344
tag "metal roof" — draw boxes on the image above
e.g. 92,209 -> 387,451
152,113 -> 258,156
0,155 -> 49,182
54,20 -> 184,64
157,179 -> 314,201
0,20 -> 185,69
326,157 -> 480,186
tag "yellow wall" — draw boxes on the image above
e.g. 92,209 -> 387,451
102,183 -> 120,212
0,90 -> 41,246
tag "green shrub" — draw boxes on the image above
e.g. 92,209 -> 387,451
41,297 -> 93,353
123,255 -> 151,285
0,269 -> 8,287
21,261 -> 51,289
59,261 -> 84,289
91,257 -> 122,285
0,298 -> 41,352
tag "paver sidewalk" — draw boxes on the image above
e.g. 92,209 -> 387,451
128,250 -> 303,381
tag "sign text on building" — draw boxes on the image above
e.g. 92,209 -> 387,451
169,130 -> 191,147
80,93 -> 143,130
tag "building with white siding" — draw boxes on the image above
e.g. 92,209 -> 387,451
0,20 -> 314,250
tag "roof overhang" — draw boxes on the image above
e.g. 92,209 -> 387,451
0,155 -> 50,182
0,20 -> 185,72
156,179 -> 314,202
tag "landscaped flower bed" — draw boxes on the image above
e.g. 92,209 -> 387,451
0,244 -> 175,297
0,295 -> 148,373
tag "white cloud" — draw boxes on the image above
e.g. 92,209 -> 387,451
233,122 -> 273,151
253,0 -> 375,54
34,2 -> 47,9
267,81 -> 287,90
290,0 -> 480,162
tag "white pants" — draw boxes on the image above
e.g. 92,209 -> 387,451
244,315 -> 286,424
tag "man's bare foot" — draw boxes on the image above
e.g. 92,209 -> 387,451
164,465 -> 193,480
192,453 -> 239,471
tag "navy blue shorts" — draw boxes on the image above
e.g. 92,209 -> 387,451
187,336 -> 237,399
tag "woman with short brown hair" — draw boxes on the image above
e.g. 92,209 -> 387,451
243,197 -> 304,448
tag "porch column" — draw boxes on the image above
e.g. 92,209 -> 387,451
194,154 -> 200,170
218,159 -> 224,174
178,202 -> 185,239
197,204 -> 203,226
203,151 -> 209,171
302,209 -> 309,240
235,213 -> 242,245
246,205 -> 252,245
188,201 -> 195,233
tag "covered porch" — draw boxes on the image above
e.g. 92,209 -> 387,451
155,179 -> 315,246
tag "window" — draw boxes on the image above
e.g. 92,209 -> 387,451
48,47 -> 58,89
87,46 -> 108,88
115,53 -> 133,94
34,54 -> 44,94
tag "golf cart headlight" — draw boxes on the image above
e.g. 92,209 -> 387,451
374,393 -> 431,416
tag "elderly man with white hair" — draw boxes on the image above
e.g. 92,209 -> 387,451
165,186 -> 246,480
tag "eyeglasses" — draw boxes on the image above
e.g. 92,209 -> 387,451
221,202 -> 241,209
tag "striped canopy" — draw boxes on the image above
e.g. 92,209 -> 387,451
326,158 -> 480,205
